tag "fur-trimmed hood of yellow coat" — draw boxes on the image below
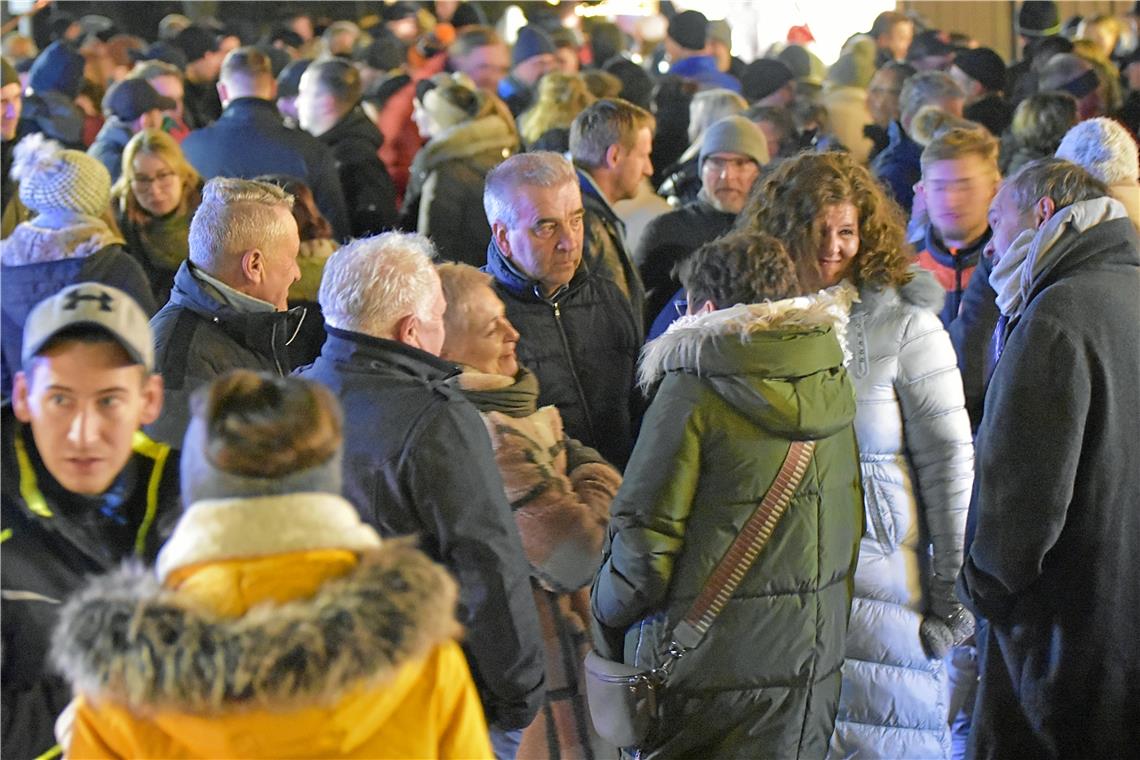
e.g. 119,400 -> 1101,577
50,492 -> 494,758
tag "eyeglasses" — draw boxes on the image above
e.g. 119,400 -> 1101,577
131,171 -> 178,188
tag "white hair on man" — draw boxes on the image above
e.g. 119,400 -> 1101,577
483,151 -> 577,228
318,231 -> 439,339
1055,117 -> 1140,186
188,177 -> 294,276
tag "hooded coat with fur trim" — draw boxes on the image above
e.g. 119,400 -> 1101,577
829,271 -> 975,760
51,492 -> 494,759
591,290 -> 863,759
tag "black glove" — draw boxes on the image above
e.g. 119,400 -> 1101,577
920,577 -> 976,659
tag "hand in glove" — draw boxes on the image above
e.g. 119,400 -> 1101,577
920,577 -> 976,659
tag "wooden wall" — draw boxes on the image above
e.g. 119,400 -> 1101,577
899,1 -> 1136,62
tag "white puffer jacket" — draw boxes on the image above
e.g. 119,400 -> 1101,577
829,270 -> 975,759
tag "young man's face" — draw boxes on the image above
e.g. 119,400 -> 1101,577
12,341 -> 163,496
922,153 -> 999,245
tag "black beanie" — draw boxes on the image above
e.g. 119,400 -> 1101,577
668,10 -> 708,51
512,25 -> 556,67
954,47 -> 1007,93
741,59 -> 795,103
450,3 -> 487,29
1018,1 -> 1061,38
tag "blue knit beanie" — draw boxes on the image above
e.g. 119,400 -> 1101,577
512,25 -> 555,67
28,41 -> 85,99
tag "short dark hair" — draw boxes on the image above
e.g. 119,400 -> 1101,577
1005,158 -> 1109,214
679,231 -> 800,308
871,11 -> 912,38
306,57 -> 361,108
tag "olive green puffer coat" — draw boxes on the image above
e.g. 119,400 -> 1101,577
591,288 -> 864,759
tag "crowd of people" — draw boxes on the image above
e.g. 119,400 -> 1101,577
1,1 -> 1138,759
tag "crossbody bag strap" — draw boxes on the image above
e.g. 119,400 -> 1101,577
656,440 -> 816,674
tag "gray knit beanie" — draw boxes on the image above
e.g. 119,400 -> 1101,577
13,134 -> 111,218
1055,117 -> 1140,185
700,115 -> 770,167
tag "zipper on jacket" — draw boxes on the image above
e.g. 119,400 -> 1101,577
540,285 -> 598,445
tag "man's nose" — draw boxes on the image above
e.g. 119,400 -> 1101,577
67,408 -> 99,447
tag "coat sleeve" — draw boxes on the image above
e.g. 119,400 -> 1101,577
958,314 -> 1089,623
895,309 -> 974,588
591,380 -> 702,637
404,401 -> 545,731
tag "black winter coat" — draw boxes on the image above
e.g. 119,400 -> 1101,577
317,107 -> 397,238
486,241 -> 641,469
147,262 -> 307,445
297,329 -> 546,730
181,98 -> 350,239
958,214 -> 1140,759
578,170 -> 645,334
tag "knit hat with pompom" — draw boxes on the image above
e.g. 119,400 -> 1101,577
13,133 -> 111,218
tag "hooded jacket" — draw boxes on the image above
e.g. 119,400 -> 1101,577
402,112 -> 517,266
830,272 -> 974,759
485,241 -> 641,469
318,106 -> 398,238
297,330 -> 546,730
591,289 -> 863,759
0,216 -> 155,398
958,201 -> 1140,759
147,261 -> 307,445
50,493 -> 493,758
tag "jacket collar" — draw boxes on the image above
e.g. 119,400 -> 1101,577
320,326 -> 461,382
318,106 -> 382,149
922,224 -> 991,269
669,55 -> 720,77
219,96 -> 284,124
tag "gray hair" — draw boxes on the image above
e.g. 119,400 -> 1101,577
900,70 -> 964,130
318,232 -> 439,339
1004,157 -> 1109,214
188,177 -> 295,275
688,88 -> 748,144
569,98 -> 655,170
483,151 -> 578,228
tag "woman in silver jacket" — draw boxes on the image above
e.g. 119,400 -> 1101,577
745,151 -> 976,759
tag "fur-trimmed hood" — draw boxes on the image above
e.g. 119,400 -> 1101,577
855,266 -> 945,315
51,539 -> 461,716
0,216 -> 123,266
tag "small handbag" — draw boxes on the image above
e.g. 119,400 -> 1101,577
584,440 -> 816,749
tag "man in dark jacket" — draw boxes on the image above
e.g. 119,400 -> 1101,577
181,47 -> 350,239
637,115 -> 768,327
483,152 -> 641,469
296,58 -> 397,237
2,283 -> 180,759
298,232 -> 544,760
497,25 -> 556,117
569,98 -> 653,330
171,25 -> 224,128
148,177 -> 303,446
950,47 -> 1014,138
958,158 -> 1140,758
88,78 -> 175,182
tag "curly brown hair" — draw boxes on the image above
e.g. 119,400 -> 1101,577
678,230 -> 800,308
740,151 -> 912,292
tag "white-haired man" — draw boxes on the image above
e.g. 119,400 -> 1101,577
147,177 -> 303,445
298,232 -> 544,760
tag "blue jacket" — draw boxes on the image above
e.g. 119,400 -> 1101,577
668,55 -> 742,93
87,116 -> 133,183
871,121 -> 922,214
485,241 -> 640,469
181,98 -> 350,238
297,328 -> 545,730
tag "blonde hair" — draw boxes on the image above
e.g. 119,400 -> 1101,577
907,105 -> 977,147
921,126 -> 999,173
112,129 -> 201,225
519,73 -> 595,146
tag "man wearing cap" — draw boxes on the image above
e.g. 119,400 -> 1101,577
87,78 -> 176,182
17,40 -> 87,149
173,25 -> 224,128
951,47 -> 1013,137
498,24 -> 557,117
708,19 -> 746,81
1039,53 -> 1105,121
1,282 -> 180,759
297,58 -> 397,237
741,58 -> 796,107
636,115 -> 769,331
181,46 -> 350,239
665,10 -> 741,93
1008,0 -> 1062,105
569,98 -> 654,329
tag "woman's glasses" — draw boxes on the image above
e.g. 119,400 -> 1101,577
131,171 -> 178,188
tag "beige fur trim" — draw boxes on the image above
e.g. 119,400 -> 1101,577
457,368 -> 517,391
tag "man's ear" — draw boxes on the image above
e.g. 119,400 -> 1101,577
689,299 -> 716,316
240,248 -> 265,284
394,313 -> 420,348
216,80 -> 229,106
138,373 -> 164,426
1033,196 -> 1057,228
604,142 -> 622,170
492,223 -> 512,259
12,371 -> 32,423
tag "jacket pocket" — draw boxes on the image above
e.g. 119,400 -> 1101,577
864,479 -> 900,552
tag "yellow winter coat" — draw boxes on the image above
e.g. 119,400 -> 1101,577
51,492 -> 494,759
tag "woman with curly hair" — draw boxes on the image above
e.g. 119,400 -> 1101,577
113,128 -> 203,306
744,151 -> 975,759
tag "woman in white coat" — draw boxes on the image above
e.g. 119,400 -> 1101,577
745,151 -> 976,759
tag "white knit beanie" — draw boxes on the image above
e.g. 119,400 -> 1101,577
1055,117 -> 1140,186
13,133 -> 112,218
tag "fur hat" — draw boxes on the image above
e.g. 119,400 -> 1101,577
699,115 -> 769,167
1018,1 -> 1061,38
512,25 -> 555,67
953,47 -> 1007,93
741,59 -> 795,103
28,41 -> 85,99
1055,117 -> 1140,185
668,10 -> 708,51
14,134 -> 111,218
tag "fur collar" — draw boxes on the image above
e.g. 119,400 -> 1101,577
856,266 -> 945,315
638,282 -> 858,389
0,217 -> 123,265
156,493 -> 382,581
51,541 -> 461,714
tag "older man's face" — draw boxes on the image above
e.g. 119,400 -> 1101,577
700,152 -> 760,214
494,181 -> 584,296
984,186 -> 1035,266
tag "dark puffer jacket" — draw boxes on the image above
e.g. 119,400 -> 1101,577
317,106 -> 397,238
147,261 -> 306,445
592,291 -> 863,759
578,169 -> 646,334
485,241 -> 641,469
